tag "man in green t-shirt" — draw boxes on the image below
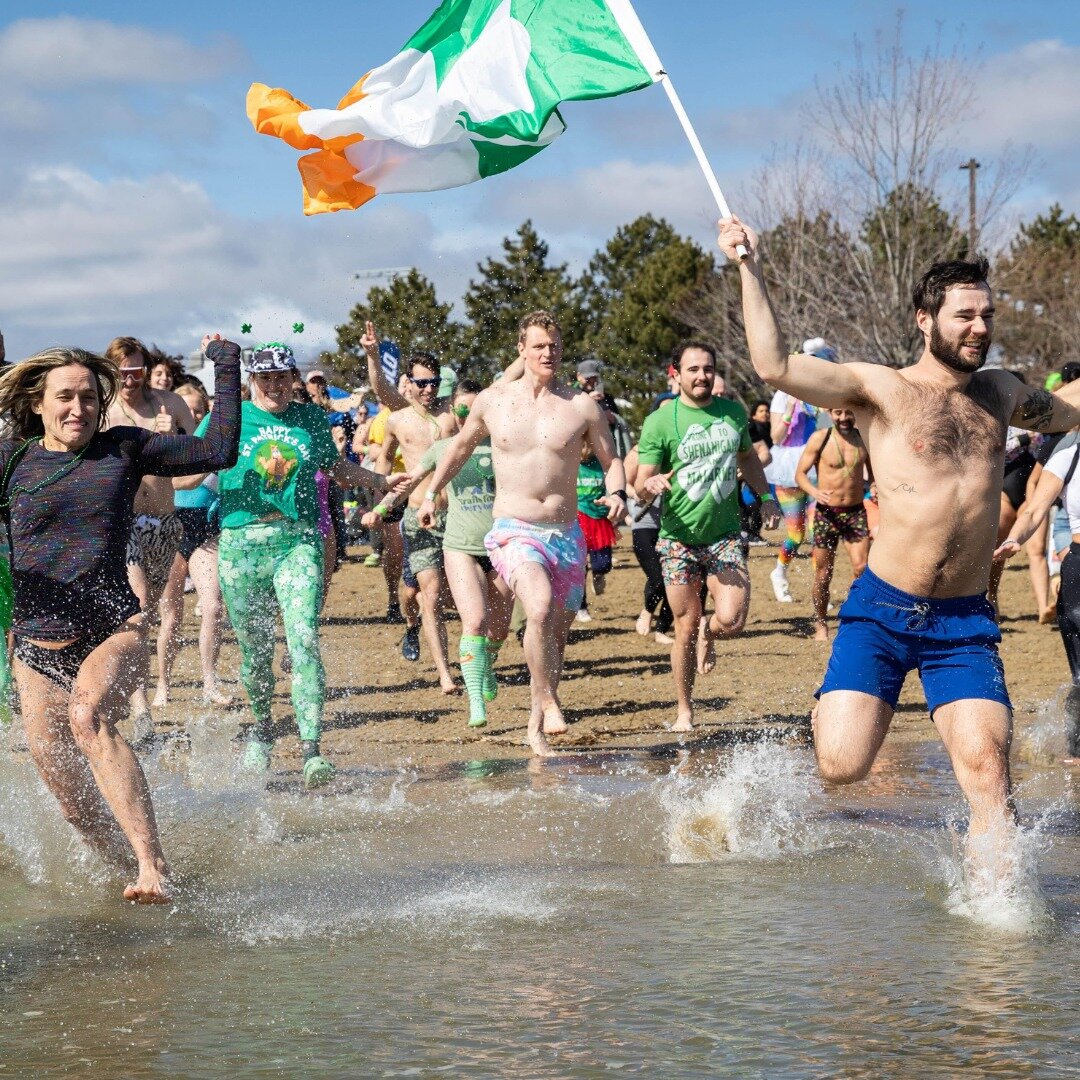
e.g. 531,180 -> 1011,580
637,340 -> 779,732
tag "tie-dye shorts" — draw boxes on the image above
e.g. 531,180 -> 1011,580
484,517 -> 586,612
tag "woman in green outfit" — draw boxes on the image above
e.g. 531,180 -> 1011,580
203,343 -> 409,787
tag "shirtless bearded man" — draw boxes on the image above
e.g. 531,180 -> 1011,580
362,323 -> 460,691
720,216 -> 1080,854
104,336 -> 196,745
419,311 -> 626,756
795,408 -> 873,641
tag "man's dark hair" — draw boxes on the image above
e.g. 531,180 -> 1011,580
456,378 -> 483,396
406,351 -> 439,378
671,339 -> 717,370
912,257 -> 991,317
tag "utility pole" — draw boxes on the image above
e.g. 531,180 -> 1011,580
960,158 -> 980,256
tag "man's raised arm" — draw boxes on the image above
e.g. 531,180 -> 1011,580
718,216 -> 866,411
585,397 -> 626,522
361,320 -> 410,411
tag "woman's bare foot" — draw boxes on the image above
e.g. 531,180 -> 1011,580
151,686 -> 168,709
202,685 -> 235,707
696,618 -> 716,675
440,677 -> 459,695
527,727 -> 556,756
672,711 -> 693,733
812,621 -> 829,642
542,705 -> 568,735
654,631 -> 674,646
635,609 -> 652,636
123,859 -> 173,905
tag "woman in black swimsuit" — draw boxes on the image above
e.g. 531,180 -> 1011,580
0,335 -> 240,903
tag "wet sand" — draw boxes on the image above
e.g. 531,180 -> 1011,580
151,531 -> 1071,773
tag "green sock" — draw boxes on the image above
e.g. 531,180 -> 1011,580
459,636 -> 488,727
483,638 -> 502,702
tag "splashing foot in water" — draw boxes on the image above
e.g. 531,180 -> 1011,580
123,857 -> 173,905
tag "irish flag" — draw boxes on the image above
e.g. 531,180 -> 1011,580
247,0 -> 663,215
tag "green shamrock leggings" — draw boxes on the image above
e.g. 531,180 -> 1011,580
218,520 -> 325,742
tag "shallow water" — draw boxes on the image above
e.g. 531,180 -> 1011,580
1,722 -> 1078,1078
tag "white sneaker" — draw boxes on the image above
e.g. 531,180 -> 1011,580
575,608 -> 593,623
770,563 -> 793,603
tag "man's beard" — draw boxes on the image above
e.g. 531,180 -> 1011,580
929,322 -> 989,374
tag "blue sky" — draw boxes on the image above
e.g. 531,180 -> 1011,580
2,0 -> 1079,362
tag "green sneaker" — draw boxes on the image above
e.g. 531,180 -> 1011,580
242,738 -> 273,772
303,755 -> 336,789
362,553 -> 381,567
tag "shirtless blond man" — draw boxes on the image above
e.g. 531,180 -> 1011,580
795,408 -> 873,641
419,311 -> 625,756
362,323 -> 460,689
104,336 -> 196,744
719,216 -> 1080,850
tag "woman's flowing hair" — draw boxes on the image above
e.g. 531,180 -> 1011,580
0,347 -> 120,440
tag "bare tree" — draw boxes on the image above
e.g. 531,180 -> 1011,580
683,14 -> 1032,370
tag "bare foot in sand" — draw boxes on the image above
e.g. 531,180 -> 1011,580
672,711 -> 693,733
696,617 -> 716,675
635,609 -> 652,636
527,714 -> 556,757
542,705 -> 568,735
123,859 -> 173,905
151,686 -> 168,709
654,631 -> 674,646
202,684 -> 235,707
812,621 -> 829,642
440,678 -> 459,695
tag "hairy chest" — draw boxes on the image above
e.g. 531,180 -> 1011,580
887,382 -> 1007,470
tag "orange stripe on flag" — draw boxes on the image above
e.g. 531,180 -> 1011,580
298,150 -> 376,216
247,83 -> 367,155
336,73 -> 370,111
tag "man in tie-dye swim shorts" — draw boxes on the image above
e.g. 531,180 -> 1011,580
484,517 -> 587,614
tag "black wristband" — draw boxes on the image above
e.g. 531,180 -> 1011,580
608,488 -> 627,502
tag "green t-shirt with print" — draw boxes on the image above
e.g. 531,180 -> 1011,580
637,396 -> 751,546
197,401 -> 339,529
576,456 -> 608,519
419,438 -> 495,556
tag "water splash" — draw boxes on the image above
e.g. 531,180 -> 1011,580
1017,686 -> 1072,766
662,740 -> 826,862
939,817 -> 1054,935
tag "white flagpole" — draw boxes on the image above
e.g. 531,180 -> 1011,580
604,0 -> 749,260
657,75 -> 748,260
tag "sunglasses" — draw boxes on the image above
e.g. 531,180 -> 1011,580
410,377 -> 441,389
119,367 -> 145,380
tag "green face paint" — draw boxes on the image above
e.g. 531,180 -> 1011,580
454,404 -> 470,419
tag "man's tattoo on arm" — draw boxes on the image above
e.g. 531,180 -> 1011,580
1015,388 -> 1055,431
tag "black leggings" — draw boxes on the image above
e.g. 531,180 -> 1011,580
632,527 -> 674,633
1057,544 -> 1080,755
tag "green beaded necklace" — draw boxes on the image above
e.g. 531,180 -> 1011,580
0,437 -> 89,515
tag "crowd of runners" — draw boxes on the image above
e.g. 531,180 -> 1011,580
2,220 -> 1080,904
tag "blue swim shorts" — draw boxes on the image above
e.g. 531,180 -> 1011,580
816,567 -> 1011,715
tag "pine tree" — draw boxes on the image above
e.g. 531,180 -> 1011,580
321,269 -> 461,383
461,221 -> 583,375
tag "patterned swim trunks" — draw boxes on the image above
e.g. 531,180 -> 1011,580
402,507 -> 446,579
484,517 -> 586,612
812,503 -> 870,552
126,513 -> 183,590
656,533 -> 747,587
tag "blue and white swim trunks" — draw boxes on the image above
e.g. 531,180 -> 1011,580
816,567 -> 1010,714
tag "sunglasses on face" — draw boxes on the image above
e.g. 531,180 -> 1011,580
119,367 -> 145,380
410,377 -> 441,389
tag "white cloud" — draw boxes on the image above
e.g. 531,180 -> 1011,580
0,16 -> 242,88
968,39 -> 1080,151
